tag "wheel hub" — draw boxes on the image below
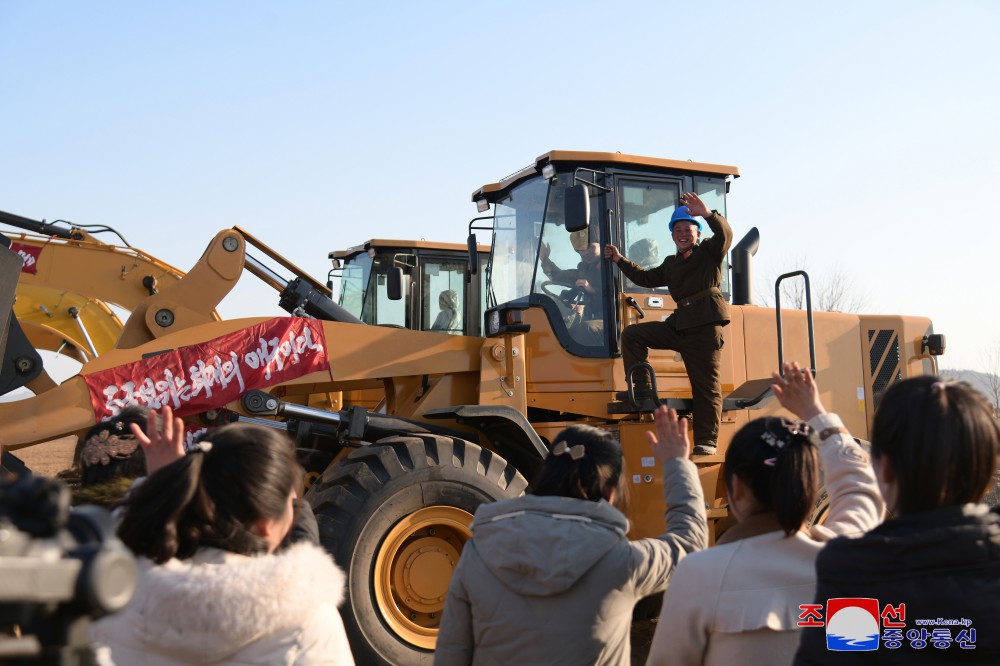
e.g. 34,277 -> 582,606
373,506 -> 473,650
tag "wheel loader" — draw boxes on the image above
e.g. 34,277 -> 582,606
0,150 -> 945,665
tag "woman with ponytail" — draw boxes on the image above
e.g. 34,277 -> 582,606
795,377 -> 1000,664
92,406 -> 354,665
648,361 -> 884,666
435,405 -> 708,665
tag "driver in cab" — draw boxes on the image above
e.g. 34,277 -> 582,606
539,228 -> 604,344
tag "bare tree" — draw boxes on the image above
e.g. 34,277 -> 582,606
816,265 -> 869,313
755,253 -> 806,309
754,258 -> 868,313
982,339 -> 1000,416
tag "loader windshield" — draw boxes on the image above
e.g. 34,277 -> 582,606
488,172 -> 608,350
337,251 -> 406,327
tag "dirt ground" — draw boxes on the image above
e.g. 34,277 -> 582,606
6,436 -> 77,476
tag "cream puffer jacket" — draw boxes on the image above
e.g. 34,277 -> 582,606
91,542 -> 354,665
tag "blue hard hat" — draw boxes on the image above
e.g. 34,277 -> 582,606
669,206 -> 702,232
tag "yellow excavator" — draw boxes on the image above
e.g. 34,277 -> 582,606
0,150 -> 945,665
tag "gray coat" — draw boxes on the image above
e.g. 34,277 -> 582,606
434,458 -> 707,666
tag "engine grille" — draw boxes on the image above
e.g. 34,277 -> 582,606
868,328 -> 901,410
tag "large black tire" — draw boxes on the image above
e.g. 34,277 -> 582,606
306,433 -> 528,666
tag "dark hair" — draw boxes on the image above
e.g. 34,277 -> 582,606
725,417 -> 820,536
532,425 -> 629,513
80,406 -> 150,487
117,423 -> 299,563
871,376 -> 999,514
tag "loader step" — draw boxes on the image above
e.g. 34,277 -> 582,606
607,396 -> 693,414
609,377 -> 776,414
723,377 -> 776,409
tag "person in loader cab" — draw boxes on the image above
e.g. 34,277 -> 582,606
434,407 -> 707,666
604,191 -> 733,455
539,227 -> 605,345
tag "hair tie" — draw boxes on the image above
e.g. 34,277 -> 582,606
552,440 -> 585,460
761,418 -> 813,450
763,457 -> 777,467
932,381 -> 947,393
81,430 -> 140,467
191,440 -> 213,454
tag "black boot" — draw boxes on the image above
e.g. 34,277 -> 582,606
633,381 -> 656,402
693,441 -> 717,456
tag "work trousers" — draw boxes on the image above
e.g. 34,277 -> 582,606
621,320 -> 724,447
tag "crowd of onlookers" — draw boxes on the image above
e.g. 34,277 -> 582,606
11,361 -> 997,665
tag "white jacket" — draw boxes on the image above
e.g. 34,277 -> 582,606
647,413 -> 884,666
92,542 -> 354,665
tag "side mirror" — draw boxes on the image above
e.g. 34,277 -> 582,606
922,333 -> 946,356
467,234 -> 479,275
564,184 -> 590,233
387,267 -> 405,301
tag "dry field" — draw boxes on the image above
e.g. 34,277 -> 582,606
8,436 -> 77,476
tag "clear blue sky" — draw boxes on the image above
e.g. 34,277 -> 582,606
2,1 -> 997,370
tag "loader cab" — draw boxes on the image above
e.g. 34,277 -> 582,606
330,240 -> 489,336
474,151 -> 738,358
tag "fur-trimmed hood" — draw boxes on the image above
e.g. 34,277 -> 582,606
93,542 -> 352,664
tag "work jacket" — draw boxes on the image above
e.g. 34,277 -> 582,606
617,211 -> 733,330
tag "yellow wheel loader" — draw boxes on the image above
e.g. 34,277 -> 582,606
0,150 -> 945,665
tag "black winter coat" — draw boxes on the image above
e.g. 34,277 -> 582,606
794,504 -> 1000,664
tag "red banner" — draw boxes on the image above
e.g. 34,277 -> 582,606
10,242 -> 41,274
84,318 -> 330,420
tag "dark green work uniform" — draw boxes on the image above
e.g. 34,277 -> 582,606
614,211 -> 733,448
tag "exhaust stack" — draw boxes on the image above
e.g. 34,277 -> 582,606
731,227 -> 760,306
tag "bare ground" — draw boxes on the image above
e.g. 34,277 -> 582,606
6,436 -> 77,476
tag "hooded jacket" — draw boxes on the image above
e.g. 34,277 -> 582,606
794,503 -> 1000,664
434,457 -> 707,666
92,542 -> 354,665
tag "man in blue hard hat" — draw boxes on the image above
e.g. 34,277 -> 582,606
604,191 -> 733,455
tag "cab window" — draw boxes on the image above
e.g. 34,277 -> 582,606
422,259 -> 465,335
619,177 -> 730,297
694,176 -> 730,296
362,254 -> 407,327
619,180 -> 679,292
